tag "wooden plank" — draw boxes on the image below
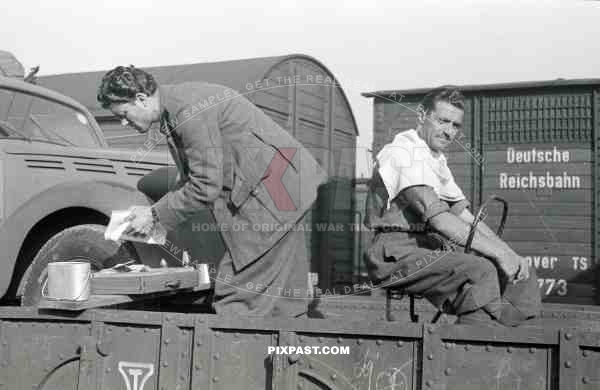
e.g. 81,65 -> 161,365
296,122 -> 325,146
481,188 -> 593,203
482,201 -> 593,217
484,215 -> 591,230
253,90 -> 290,116
500,228 -> 590,243
507,241 -> 591,257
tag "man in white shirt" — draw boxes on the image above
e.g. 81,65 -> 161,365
365,87 -> 540,326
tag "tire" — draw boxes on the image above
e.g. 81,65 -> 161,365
19,224 -> 139,306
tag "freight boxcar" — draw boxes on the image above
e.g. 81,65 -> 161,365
363,79 -> 600,305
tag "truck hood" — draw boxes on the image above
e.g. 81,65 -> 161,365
2,140 -> 173,166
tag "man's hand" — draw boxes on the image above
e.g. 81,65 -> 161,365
514,256 -> 530,282
123,206 -> 155,236
497,253 -> 530,283
497,256 -> 519,281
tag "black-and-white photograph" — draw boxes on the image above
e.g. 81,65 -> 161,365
1,1 -> 600,389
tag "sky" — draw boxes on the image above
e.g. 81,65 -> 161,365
2,0 -> 599,177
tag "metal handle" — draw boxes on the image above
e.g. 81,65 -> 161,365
165,280 -> 182,289
465,195 -> 508,254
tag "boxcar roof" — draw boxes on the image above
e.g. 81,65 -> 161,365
38,54 -> 358,135
362,78 -> 600,99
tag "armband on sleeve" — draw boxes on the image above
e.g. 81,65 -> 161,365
401,185 -> 450,223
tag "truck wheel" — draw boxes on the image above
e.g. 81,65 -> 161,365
19,224 -> 139,306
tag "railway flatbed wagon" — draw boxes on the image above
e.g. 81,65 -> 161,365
1,305 -> 600,390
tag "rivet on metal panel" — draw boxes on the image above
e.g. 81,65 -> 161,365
529,347 -> 536,354
337,337 -> 342,344
464,345 -> 470,351
507,347 -> 513,353
308,362 -> 314,369
58,353 -> 64,360
444,368 -> 452,376
427,327 -> 434,334
425,380 -> 433,387
164,338 -> 170,345
318,337 -> 324,343
212,377 -> 219,383
288,354 -> 300,364
196,340 -> 203,347
582,350 -> 589,357
582,377 -> 590,384
213,353 -> 220,360
165,315 -> 171,322
214,331 -> 220,338
234,332 -> 240,338
163,361 -> 169,367
357,339 -> 363,345
485,345 -> 492,352
376,340 -> 382,346
565,333 -> 573,340
195,363 -> 202,370
564,361 -> 573,368
298,335 -> 304,343
397,341 -> 404,347
331,374 -> 337,381
427,354 -> 434,360
106,367 -> 111,373
107,326 -> 112,333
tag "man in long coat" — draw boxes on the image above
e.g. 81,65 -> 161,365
97,65 -> 327,317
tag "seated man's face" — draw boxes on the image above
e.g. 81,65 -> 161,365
420,101 -> 464,154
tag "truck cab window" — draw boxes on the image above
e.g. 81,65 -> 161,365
0,88 -> 99,147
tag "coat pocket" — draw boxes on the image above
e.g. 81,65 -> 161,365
230,161 -> 262,209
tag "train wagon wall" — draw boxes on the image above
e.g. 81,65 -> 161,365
363,80 -> 600,306
1,307 -> 600,389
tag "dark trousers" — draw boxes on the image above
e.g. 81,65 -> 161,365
213,218 -> 310,317
366,231 -> 541,321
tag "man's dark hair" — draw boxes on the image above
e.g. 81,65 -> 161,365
97,65 -> 158,109
419,86 -> 465,115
